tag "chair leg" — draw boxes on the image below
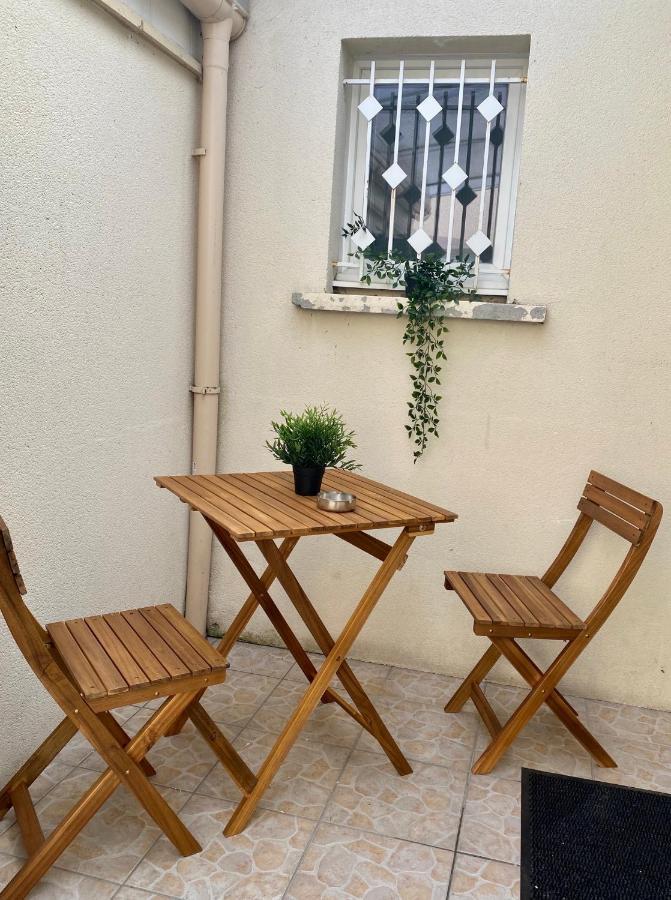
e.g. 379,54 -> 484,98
97,711 -> 156,777
445,645 -> 501,712
0,692 -> 202,900
492,637 -> 616,768
0,718 -> 76,821
189,702 -> 257,794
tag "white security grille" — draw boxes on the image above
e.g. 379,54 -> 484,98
337,54 -> 528,295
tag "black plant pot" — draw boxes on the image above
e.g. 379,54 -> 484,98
292,465 -> 325,496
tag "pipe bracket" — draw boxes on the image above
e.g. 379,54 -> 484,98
192,147 -> 207,157
190,385 -> 221,395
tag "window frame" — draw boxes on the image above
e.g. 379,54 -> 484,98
334,52 -> 528,297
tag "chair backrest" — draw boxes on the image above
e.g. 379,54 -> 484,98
542,470 -> 662,632
0,516 -> 52,673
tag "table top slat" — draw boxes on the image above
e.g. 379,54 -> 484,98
155,470 -> 456,541
320,471 -> 432,524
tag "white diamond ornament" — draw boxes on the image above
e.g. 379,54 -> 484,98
466,230 -> 492,256
382,162 -> 407,189
358,94 -> 383,121
417,94 -> 442,121
351,227 -> 375,251
407,229 -> 433,254
477,94 -> 504,122
442,163 -> 468,190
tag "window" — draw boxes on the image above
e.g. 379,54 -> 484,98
335,51 -> 528,295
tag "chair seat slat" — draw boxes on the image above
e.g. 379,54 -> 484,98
66,619 -> 128,695
47,621 -> 107,699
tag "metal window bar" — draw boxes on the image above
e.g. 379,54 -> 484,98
345,57 -> 518,288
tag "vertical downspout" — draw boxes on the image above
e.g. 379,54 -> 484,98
185,18 -> 233,633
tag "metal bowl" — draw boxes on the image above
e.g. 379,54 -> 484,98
316,490 -> 356,513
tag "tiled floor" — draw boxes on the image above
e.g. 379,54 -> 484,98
1,640 -> 670,898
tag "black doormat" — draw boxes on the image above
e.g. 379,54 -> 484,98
521,768 -> 671,900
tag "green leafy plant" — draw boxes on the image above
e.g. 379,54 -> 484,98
265,405 -> 360,470
343,215 -> 473,461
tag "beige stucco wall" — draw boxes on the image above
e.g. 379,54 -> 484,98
0,0 -> 198,783
210,0 -> 671,710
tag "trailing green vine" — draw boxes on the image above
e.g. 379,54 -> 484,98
343,215 -> 473,461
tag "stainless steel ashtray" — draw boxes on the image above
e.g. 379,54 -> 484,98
317,491 -> 356,513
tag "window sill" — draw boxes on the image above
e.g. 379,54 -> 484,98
292,292 -> 547,323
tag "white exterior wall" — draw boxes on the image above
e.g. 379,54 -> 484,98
0,0 -> 198,784
211,0 -> 671,710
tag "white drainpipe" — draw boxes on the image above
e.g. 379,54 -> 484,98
180,0 -> 248,632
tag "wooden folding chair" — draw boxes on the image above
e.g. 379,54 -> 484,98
0,515 -> 256,899
444,471 -> 663,775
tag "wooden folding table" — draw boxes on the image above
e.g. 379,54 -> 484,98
156,469 -> 456,836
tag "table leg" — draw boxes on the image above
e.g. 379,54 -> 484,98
210,522 -> 341,704
223,527 -> 417,836
257,539 -> 412,775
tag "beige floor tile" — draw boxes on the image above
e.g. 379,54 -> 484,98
324,749 -> 468,849
458,777 -> 521,865
79,710 -> 239,793
249,681 -> 363,748
200,671 -> 281,728
449,853 -> 520,898
0,852 -> 119,899
357,682 -> 478,764
226,640 -> 295,679
197,727 -> 349,820
114,888 -> 175,899
127,793 -> 315,899
591,733 -> 671,792
0,769 -> 191,884
286,822 -> 453,899
585,697 -> 671,746
286,655 -> 391,691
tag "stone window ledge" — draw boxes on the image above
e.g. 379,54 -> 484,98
292,292 -> 546,323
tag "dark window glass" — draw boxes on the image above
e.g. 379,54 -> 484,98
366,83 -> 508,262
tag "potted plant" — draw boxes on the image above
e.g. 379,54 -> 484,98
266,405 -> 360,495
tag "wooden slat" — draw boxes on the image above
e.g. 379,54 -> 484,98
527,577 -> 584,628
120,610 -> 190,678
509,576 -> 571,628
321,471 -> 430,523
588,470 -> 655,514
475,573 -> 527,625
85,616 -> 148,688
578,497 -> 641,543
445,571 -> 492,623
461,574 -> 507,624
201,475 -> 306,532
104,612 -> 170,684
139,607 -> 210,674
156,476 -> 256,539
582,484 -> 648,529
155,469 -> 457,542
182,475 -> 282,536
9,783 -> 44,856
252,472 -> 368,529
488,574 -> 541,627
66,619 -> 128,695
232,473 -> 341,529
333,469 -> 456,520
498,575 -> 562,628
157,604 -> 228,671
463,572 -> 524,625
47,621 -> 107,699
327,470 -> 443,521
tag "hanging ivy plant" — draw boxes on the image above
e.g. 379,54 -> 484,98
342,215 -> 473,461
